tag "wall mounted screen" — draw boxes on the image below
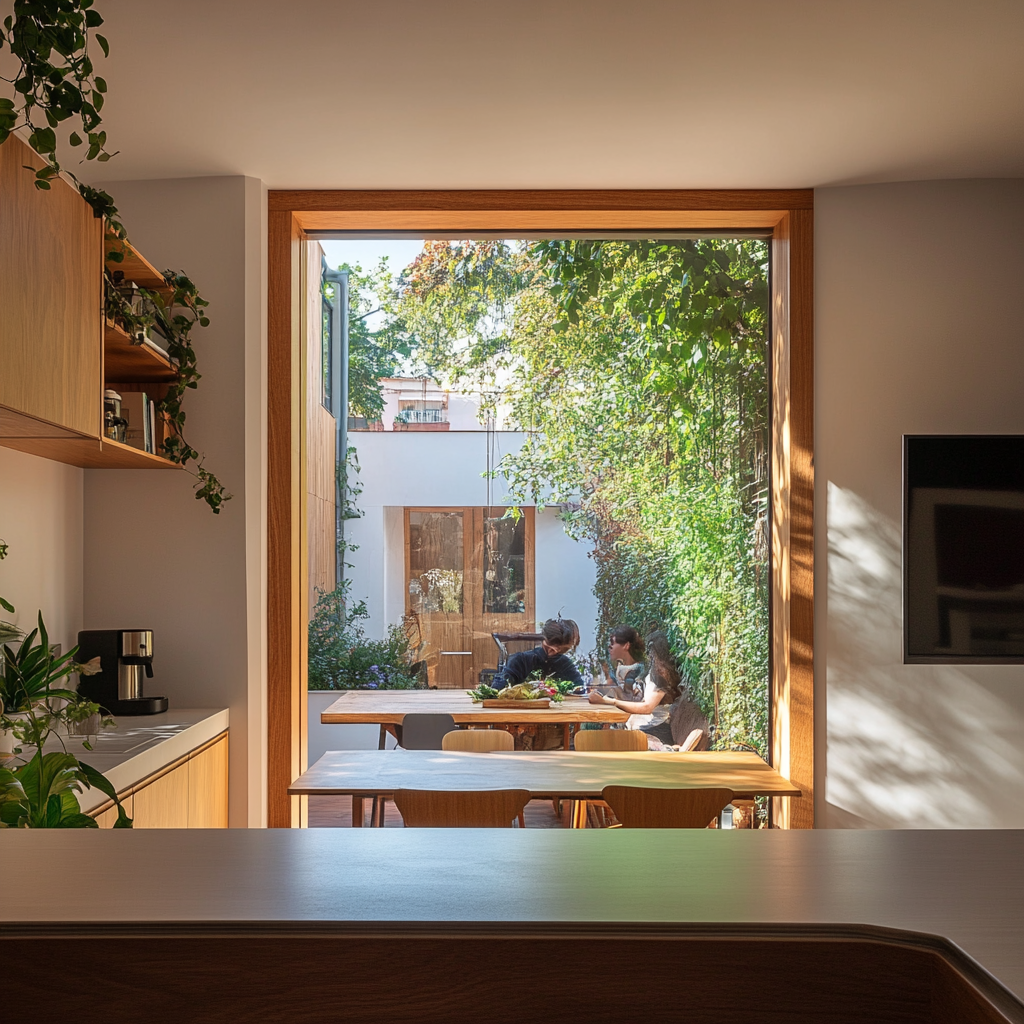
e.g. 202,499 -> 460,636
905,435 -> 1024,663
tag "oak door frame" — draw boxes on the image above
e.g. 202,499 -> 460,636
268,190 -> 813,829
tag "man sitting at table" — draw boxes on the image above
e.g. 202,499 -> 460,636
495,618 -> 586,690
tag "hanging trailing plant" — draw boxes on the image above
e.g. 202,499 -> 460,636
105,263 -> 231,513
0,0 -> 115,191
1,1 -> 229,512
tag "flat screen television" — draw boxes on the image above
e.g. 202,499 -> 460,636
904,435 -> 1024,663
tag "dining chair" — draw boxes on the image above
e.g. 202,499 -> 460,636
366,713 -> 458,827
393,788 -> 531,828
571,728 -> 649,827
572,729 -> 649,752
601,786 -> 734,828
441,729 -> 514,752
441,729 -> 523,826
679,728 -> 705,752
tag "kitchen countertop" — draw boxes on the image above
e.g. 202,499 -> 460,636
36,708 -> 228,812
1,828 -> 1023,1019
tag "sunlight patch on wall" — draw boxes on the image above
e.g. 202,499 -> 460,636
826,482 -> 1024,828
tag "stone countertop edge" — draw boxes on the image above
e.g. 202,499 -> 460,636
76,709 -> 229,813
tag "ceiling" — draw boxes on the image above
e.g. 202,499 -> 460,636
70,0 -> 1024,189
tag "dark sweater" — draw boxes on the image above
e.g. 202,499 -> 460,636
496,646 -> 585,689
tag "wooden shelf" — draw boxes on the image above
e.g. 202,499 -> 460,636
105,236 -> 173,299
104,320 -> 177,383
97,437 -> 181,470
0,405 -> 181,470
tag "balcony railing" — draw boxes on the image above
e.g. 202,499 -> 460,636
396,408 -> 446,424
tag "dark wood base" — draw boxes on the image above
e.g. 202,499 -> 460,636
4,925 -> 1018,1023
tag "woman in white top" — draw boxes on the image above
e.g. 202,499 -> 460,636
589,630 -> 679,747
600,625 -> 646,695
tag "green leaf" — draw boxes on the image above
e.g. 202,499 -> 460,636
96,34 -> 109,58
69,131 -> 82,146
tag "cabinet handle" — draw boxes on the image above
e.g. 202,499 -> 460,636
440,651 -> 473,656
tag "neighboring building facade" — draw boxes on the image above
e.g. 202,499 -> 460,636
345,381 -> 597,687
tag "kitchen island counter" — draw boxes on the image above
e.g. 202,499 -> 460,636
1,828 -> 1022,1022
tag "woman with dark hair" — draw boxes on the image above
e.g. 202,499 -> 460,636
589,629 -> 680,746
599,625 -> 646,696
494,617 -> 585,689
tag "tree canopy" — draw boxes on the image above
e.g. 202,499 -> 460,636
386,237 -> 771,753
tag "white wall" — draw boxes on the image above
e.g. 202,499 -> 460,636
0,448 -> 83,654
83,176 -> 266,827
346,431 -> 598,655
816,179 -> 1024,828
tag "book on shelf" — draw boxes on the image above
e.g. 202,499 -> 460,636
141,331 -> 173,364
119,392 -> 157,454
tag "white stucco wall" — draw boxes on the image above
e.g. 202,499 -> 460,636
816,179 -> 1024,829
346,431 -> 598,656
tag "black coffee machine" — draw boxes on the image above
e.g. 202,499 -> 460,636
77,629 -> 168,716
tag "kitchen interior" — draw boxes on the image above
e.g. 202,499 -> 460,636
0,134 -> 264,828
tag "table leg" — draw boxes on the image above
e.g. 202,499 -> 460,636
352,796 -> 364,827
377,725 -> 387,750
562,724 -> 571,749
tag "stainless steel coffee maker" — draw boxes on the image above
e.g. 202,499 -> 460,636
77,629 -> 168,716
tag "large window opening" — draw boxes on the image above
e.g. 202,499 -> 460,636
305,234 -> 772,798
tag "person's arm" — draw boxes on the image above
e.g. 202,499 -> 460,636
553,655 -> 585,688
495,651 -> 530,688
589,675 -> 665,713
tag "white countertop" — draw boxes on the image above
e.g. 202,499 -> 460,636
40,708 -> 229,812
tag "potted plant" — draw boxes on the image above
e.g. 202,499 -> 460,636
0,614 -> 131,828
307,588 -> 425,691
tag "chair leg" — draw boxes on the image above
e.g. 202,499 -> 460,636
571,800 -> 588,828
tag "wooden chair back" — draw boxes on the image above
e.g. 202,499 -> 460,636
601,786 -> 734,828
398,713 -> 457,750
573,729 -> 649,752
394,789 -> 531,828
441,729 -> 514,752
679,728 -> 705,752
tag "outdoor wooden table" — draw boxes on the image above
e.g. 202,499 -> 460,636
320,690 -> 629,750
289,749 -> 801,827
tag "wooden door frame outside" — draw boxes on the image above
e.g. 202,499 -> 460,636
268,190 -> 814,829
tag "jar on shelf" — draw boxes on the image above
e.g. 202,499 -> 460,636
103,389 -> 127,443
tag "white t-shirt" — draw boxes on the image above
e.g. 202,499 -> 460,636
626,672 -> 671,731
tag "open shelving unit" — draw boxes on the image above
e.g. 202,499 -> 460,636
0,134 -> 184,471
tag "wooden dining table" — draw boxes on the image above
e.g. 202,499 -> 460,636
320,689 -> 629,749
290,748 -> 801,826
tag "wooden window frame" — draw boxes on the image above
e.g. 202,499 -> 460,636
268,190 -> 813,829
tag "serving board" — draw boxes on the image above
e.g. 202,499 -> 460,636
481,698 -> 551,709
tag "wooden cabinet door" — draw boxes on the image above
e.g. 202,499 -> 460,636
0,136 -> 102,437
187,733 -> 229,827
132,762 -> 189,828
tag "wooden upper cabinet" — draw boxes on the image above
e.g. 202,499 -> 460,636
0,135 -> 102,438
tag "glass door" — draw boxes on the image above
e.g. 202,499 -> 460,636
405,507 -> 535,688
